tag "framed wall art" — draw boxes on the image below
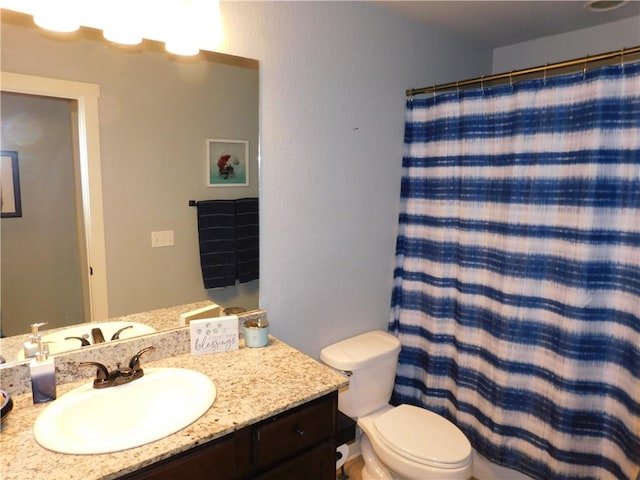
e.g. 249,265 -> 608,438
207,139 -> 249,187
1,150 -> 22,218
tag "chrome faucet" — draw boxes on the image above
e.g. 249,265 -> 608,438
80,346 -> 155,389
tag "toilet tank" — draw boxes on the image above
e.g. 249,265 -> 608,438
320,330 -> 401,418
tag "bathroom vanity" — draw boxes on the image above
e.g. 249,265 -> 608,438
121,392 -> 337,479
0,336 -> 348,480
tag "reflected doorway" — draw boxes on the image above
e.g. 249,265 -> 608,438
1,92 -> 89,336
0,71 -> 108,338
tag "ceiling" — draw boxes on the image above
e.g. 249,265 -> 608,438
376,1 -> 640,48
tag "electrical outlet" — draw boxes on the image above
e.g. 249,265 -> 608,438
151,230 -> 174,248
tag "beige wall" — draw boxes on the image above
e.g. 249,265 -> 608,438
1,18 -> 260,322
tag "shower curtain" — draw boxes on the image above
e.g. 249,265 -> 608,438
389,61 -> 639,480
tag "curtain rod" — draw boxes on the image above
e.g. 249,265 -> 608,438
406,45 -> 640,97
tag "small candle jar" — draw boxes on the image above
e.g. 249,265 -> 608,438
242,318 -> 269,348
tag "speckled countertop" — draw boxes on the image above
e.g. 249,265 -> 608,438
0,337 -> 348,480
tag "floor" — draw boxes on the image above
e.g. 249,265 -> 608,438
337,456 -> 364,480
336,456 -> 479,480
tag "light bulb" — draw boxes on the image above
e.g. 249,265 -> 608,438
33,0 -> 81,33
164,0 -> 200,56
102,0 -> 142,46
33,12 -> 80,33
103,28 -> 142,46
165,38 -> 200,56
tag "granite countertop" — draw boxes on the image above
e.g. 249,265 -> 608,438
0,336 -> 349,480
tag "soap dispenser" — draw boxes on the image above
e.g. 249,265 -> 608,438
30,337 -> 56,404
23,322 -> 48,359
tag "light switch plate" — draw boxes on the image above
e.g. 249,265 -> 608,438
151,230 -> 174,247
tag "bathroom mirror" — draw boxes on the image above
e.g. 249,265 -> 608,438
0,11 -> 259,365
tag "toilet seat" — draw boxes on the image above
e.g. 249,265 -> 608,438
372,404 -> 471,469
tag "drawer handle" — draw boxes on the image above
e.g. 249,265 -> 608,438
295,427 -> 305,436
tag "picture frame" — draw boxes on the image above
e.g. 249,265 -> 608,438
207,139 -> 249,187
1,150 -> 22,218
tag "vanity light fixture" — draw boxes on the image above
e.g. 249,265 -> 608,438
0,0 -> 223,55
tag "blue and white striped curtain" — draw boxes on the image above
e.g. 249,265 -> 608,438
389,61 -> 640,480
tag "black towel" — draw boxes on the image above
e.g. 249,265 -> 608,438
197,200 -> 237,288
235,197 -> 259,283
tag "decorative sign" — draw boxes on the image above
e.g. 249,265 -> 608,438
190,316 -> 239,355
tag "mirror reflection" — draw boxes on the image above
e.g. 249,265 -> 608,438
0,11 -> 259,364
2,92 -> 90,334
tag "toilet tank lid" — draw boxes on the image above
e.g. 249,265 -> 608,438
320,330 -> 401,371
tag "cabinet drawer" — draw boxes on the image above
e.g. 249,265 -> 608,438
256,440 -> 335,480
120,435 -> 236,480
253,394 -> 336,467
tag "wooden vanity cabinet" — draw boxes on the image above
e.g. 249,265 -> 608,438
121,435 -> 237,480
254,441 -> 335,480
119,392 -> 337,480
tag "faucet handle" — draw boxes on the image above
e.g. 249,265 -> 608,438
111,325 -> 133,340
65,336 -> 91,347
79,362 -> 110,387
128,346 -> 155,371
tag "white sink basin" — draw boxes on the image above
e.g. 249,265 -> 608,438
17,321 -> 156,360
33,368 -> 216,454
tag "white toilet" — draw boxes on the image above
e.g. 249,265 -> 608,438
320,330 -> 472,480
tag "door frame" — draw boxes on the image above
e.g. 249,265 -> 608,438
1,71 -> 109,321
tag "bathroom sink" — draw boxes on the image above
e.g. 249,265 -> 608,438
33,367 -> 216,454
16,321 -> 156,360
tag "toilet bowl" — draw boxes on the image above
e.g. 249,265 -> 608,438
358,405 -> 472,479
320,330 -> 472,480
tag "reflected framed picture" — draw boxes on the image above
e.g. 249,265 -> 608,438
1,150 -> 22,218
207,139 -> 249,187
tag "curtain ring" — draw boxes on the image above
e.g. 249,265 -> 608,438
543,64 -> 548,85
481,75 -> 485,93
621,47 -> 625,72
509,72 -> 514,91
456,80 -> 460,98
433,85 -> 436,103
